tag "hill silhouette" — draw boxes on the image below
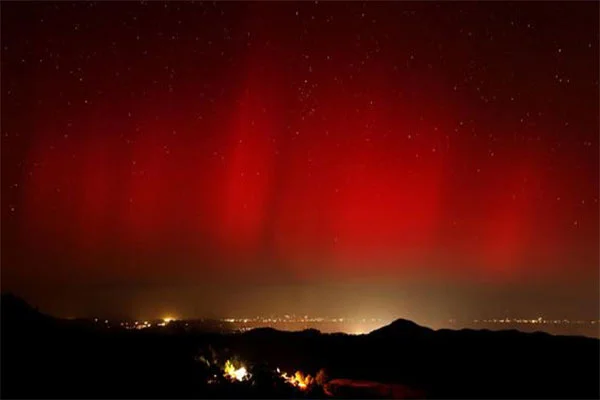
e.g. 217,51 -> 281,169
369,318 -> 433,337
1,294 -> 598,399
1,292 -> 53,325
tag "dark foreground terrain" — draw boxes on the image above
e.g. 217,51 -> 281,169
1,293 -> 598,399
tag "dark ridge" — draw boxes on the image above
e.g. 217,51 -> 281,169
298,328 -> 322,336
244,327 -> 283,335
1,292 -> 52,326
244,327 -> 322,337
368,318 -> 433,337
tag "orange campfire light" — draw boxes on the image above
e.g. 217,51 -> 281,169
223,360 -> 249,382
279,368 -> 313,390
219,358 -> 313,390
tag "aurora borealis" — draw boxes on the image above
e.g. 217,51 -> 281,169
1,1 -> 598,323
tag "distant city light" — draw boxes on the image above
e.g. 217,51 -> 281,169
76,314 -> 600,335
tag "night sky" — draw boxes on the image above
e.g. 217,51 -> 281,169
2,1 -> 598,324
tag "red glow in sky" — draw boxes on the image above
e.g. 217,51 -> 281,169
1,2 -> 598,319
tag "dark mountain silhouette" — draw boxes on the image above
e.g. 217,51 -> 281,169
1,292 -> 53,326
1,294 -> 599,399
369,318 -> 433,337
